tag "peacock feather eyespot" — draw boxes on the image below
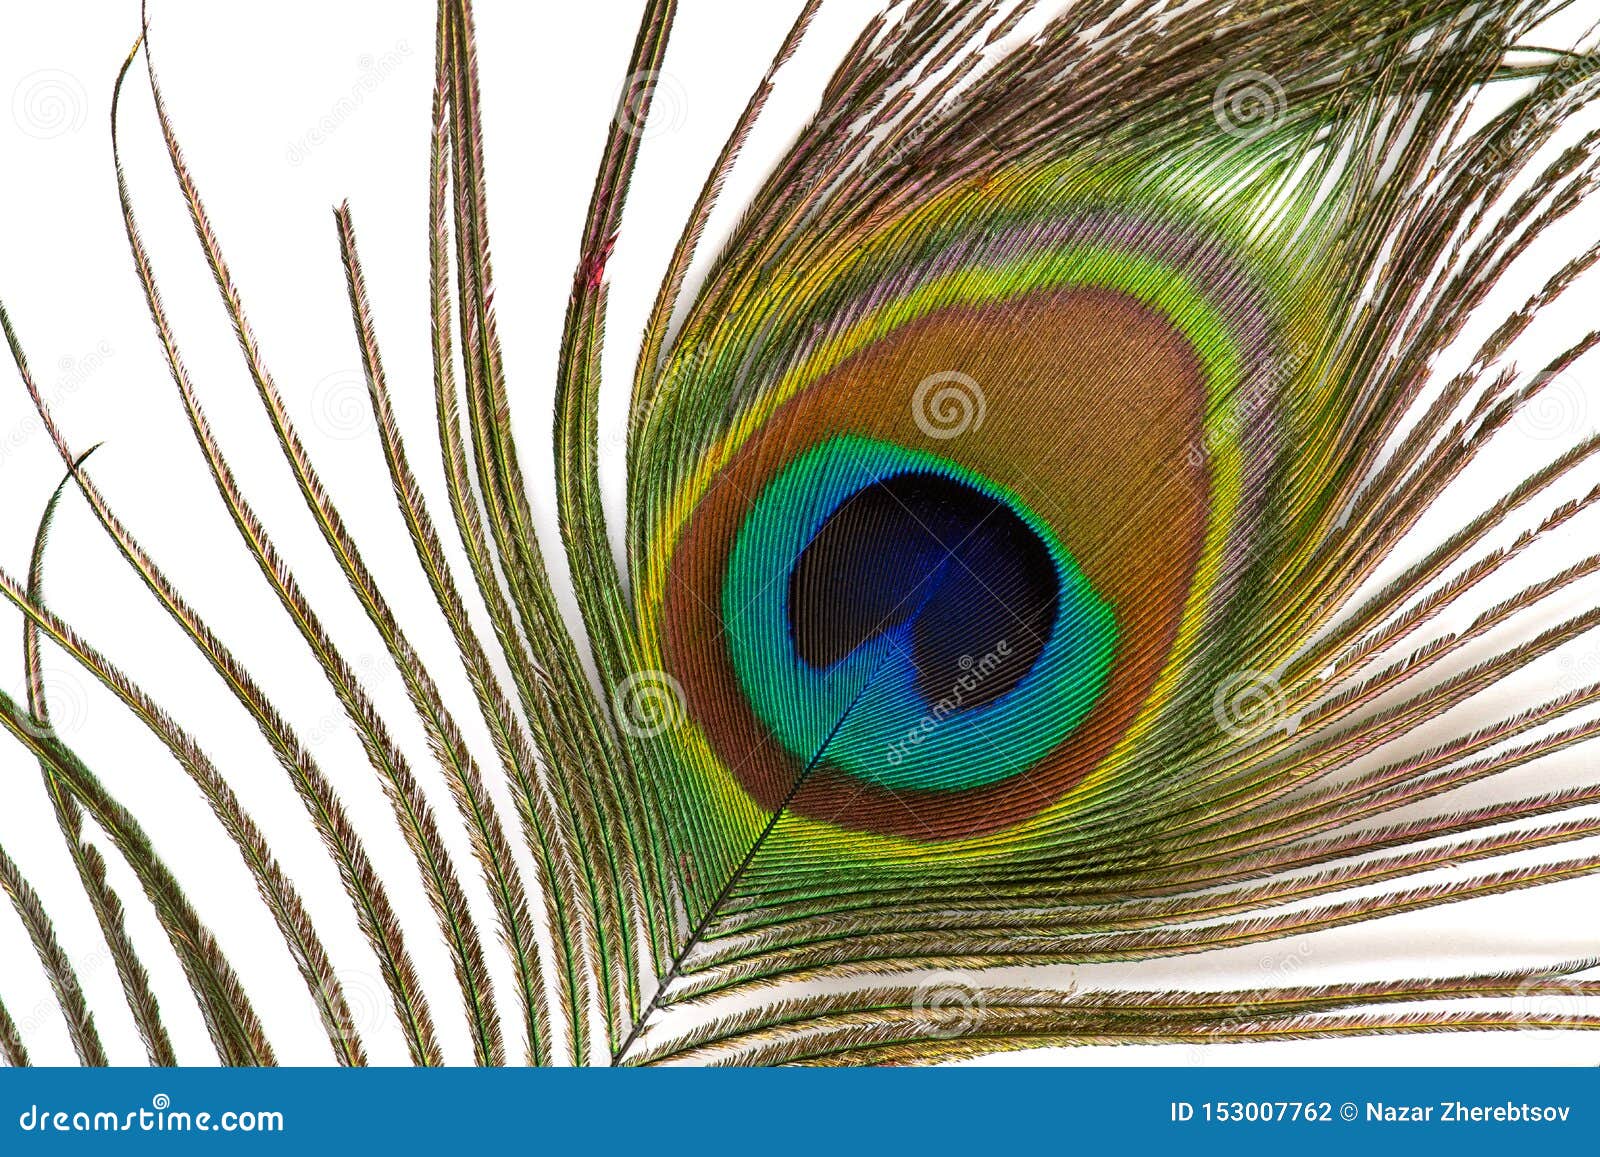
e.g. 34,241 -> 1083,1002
716,437 -> 1117,797
650,185 -> 1296,840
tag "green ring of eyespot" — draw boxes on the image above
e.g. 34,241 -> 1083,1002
720,435 -> 1118,792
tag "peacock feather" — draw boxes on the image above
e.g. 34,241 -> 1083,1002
2,0 -> 1600,1066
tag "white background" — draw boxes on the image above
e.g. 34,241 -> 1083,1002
1,0 -> 1598,1065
